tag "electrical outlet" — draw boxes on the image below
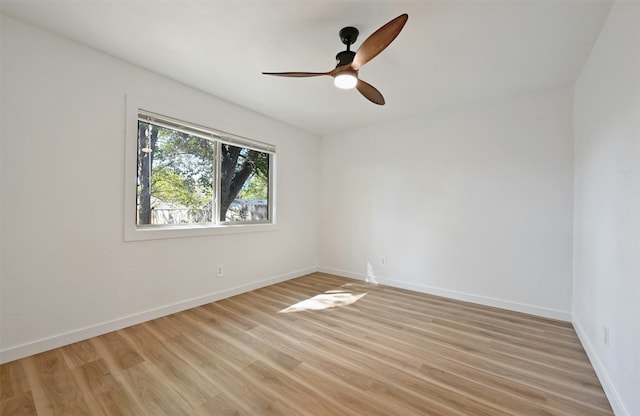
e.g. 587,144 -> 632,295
216,264 -> 224,277
604,326 -> 609,347
380,256 -> 386,266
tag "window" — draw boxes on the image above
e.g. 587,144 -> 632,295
135,110 -> 274,229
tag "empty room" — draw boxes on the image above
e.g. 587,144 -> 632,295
1,1 -> 638,415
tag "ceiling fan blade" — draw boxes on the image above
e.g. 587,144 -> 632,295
356,79 -> 385,105
352,13 -> 408,70
262,71 -> 330,77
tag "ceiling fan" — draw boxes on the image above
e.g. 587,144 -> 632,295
262,13 -> 408,105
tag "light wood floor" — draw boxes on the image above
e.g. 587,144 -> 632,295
1,273 -> 613,416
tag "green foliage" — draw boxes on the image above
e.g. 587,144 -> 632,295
149,128 -> 215,214
238,173 -> 268,200
153,129 -> 215,189
151,168 -> 212,207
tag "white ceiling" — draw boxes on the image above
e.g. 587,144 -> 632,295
1,0 -> 613,136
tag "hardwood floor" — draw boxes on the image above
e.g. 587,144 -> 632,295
1,273 -> 613,415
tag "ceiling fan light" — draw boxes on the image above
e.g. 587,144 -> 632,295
334,71 -> 358,89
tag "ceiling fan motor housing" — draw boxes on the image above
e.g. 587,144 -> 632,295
335,50 -> 356,67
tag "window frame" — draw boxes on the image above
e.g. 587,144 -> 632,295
124,96 -> 278,242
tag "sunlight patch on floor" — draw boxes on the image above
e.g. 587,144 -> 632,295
279,288 -> 367,313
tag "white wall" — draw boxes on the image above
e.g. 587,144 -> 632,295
573,2 -> 640,416
320,87 -> 574,320
0,15 -> 320,363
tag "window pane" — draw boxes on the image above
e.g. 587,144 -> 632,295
220,144 -> 270,222
137,121 -> 216,225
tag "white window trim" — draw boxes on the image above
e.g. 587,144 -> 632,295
123,95 -> 278,242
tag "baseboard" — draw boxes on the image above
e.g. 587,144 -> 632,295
0,266 -> 317,364
317,266 -> 367,281
319,268 -> 571,321
572,316 -> 629,416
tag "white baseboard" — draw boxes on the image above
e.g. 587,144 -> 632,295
572,317 -> 629,416
317,266 -> 367,281
0,266 -> 317,364
319,268 -> 571,321
378,277 -> 571,321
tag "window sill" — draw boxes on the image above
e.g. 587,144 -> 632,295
124,223 -> 279,242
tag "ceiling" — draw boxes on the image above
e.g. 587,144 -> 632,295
0,0 -> 613,136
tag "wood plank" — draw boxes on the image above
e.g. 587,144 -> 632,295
21,350 -> 93,416
1,359 -> 30,401
0,390 -> 37,416
95,331 -> 145,371
60,340 -> 99,369
74,358 -> 147,416
116,361 -> 194,415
